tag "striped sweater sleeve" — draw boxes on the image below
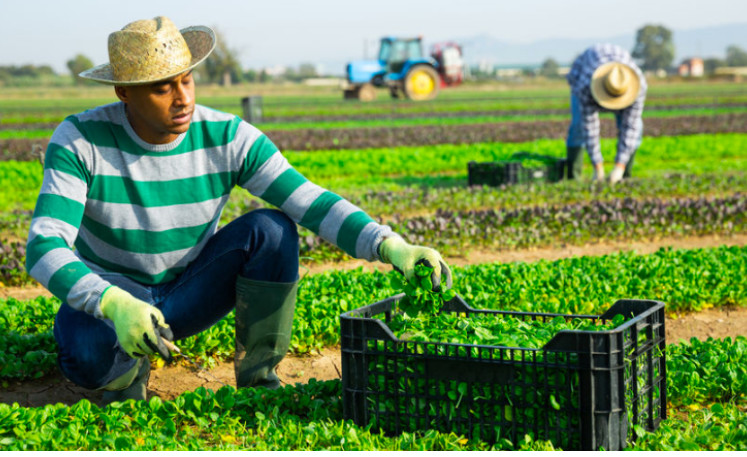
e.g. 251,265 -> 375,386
25,119 -> 112,317
235,123 -> 394,261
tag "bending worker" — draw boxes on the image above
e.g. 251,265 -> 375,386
565,43 -> 647,183
25,16 -> 451,403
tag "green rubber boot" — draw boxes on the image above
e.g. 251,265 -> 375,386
100,358 -> 150,404
624,149 -> 637,179
566,146 -> 584,180
234,276 -> 298,389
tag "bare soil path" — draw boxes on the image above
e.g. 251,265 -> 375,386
2,233 -> 745,408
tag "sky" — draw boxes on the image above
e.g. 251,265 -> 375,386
2,0 -> 746,75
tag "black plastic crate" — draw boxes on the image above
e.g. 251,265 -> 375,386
340,294 -> 666,450
511,151 -> 567,182
468,151 -> 567,187
467,160 -> 523,186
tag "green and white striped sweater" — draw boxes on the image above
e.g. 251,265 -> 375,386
26,102 -> 393,318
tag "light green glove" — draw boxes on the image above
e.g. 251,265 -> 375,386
379,236 -> 452,291
100,286 -> 174,361
609,164 -> 625,184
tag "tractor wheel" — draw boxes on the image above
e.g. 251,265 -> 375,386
403,65 -> 440,101
358,83 -> 376,102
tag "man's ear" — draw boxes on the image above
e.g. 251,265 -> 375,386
114,86 -> 128,103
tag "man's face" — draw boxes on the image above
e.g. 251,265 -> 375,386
115,71 -> 195,144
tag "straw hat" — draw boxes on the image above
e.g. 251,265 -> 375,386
590,61 -> 641,110
79,16 -> 215,85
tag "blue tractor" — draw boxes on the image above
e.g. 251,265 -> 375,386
343,36 -> 464,101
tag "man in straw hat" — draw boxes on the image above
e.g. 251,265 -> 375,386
26,16 -> 452,403
565,43 -> 647,183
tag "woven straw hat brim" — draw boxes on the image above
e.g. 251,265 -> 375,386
79,25 -> 216,85
590,61 -> 641,110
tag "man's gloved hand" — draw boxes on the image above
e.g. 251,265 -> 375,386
379,236 -> 452,292
592,163 -> 605,181
100,286 -> 174,361
609,165 -> 625,184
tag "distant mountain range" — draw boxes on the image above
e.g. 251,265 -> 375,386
314,23 -> 747,76
451,22 -> 747,68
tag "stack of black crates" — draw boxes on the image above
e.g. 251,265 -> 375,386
468,151 -> 567,187
340,294 -> 667,451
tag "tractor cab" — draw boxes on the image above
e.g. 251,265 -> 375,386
378,37 -> 425,74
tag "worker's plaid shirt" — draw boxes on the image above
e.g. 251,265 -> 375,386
566,43 -> 647,165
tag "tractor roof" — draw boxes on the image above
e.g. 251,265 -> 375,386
381,36 -> 422,43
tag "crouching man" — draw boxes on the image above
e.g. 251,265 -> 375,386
26,16 -> 451,403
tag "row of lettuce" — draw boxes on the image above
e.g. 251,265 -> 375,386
1,133 -> 745,281
2,165 -> 745,229
2,244 -> 746,450
297,191 -> 746,262
4,115 -> 746,159
2,83 -> 745,125
1,335 -> 744,450
280,133 -> 747,191
3,244 -> 745,381
4,106 -> 747,138
1,245 -> 745,450
2,183 -> 744,286
1,133 -> 744,211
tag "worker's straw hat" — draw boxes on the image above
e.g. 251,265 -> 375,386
79,16 -> 215,85
590,61 -> 641,110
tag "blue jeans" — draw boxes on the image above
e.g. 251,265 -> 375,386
53,209 -> 299,390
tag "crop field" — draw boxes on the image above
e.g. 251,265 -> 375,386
1,79 -> 746,450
